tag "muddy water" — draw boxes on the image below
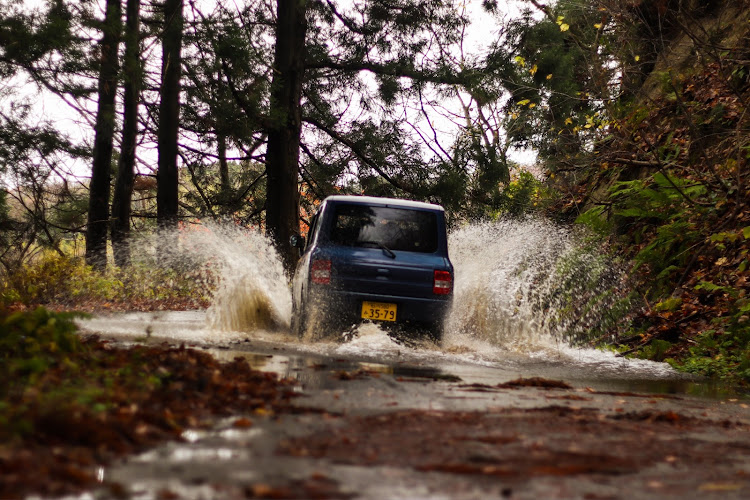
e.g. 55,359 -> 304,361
79,220 -> 727,398
74,222 -> 750,500
80,309 -> 722,398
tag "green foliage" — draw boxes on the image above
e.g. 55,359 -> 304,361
494,170 -> 547,217
576,206 -> 614,236
490,0 -> 627,170
0,250 -> 214,308
0,1 -> 80,75
0,308 -> 86,388
1,251 -> 121,305
536,236 -> 636,346
609,172 -> 707,297
181,160 -> 267,224
0,308 -> 165,440
639,339 -> 672,362
433,164 -> 549,223
298,0 -> 472,202
672,326 -> 750,382
48,189 -> 89,230
0,189 -> 9,249
654,296 -> 682,312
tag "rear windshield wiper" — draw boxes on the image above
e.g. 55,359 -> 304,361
357,240 -> 396,259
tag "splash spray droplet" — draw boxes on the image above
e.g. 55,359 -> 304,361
446,219 -> 630,351
200,226 -> 291,332
133,219 -> 629,351
144,223 -> 292,333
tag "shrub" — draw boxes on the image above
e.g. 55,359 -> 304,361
0,307 -> 86,388
0,251 -> 121,306
0,250 -> 214,310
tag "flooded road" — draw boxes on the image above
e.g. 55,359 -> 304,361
80,309 -> 717,399
71,222 -> 750,499
96,220 -> 688,398
74,310 -> 750,500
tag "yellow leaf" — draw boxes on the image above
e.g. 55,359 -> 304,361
564,117 -> 573,125
530,64 -> 538,76
514,55 -> 526,67
546,73 -> 553,80
560,23 -> 570,32
556,16 -> 565,24
528,103 -> 536,109
518,99 -> 530,106
699,483 -> 743,492
635,55 -> 640,62
594,23 -> 602,29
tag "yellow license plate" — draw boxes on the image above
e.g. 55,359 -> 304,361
361,301 -> 397,322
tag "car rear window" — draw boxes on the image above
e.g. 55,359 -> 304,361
330,204 -> 439,253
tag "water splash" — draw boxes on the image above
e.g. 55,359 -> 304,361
197,226 -> 290,332
129,219 -> 631,351
445,219 -> 632,351
78,218 -> 678,382
134,223 -> 291,333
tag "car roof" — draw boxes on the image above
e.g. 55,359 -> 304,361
323,195 -> 445,212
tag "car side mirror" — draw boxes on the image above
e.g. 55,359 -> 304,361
290,234 -> 305,254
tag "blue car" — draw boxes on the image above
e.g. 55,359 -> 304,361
290,195 -> 454,342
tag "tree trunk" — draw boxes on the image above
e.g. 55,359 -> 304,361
265,0 -> 307,273
111,0 -> 141,268
157,0 -> 183,231
86,0 -> 122,271
218,132 -> 230,201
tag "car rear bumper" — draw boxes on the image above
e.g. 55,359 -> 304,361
308,287 -> 452,329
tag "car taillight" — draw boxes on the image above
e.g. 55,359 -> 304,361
311,259 -> 331,285
433,270 -> 452,295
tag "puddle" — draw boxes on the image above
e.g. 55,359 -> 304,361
75,220 -> 745,400
78,309 -> 745,400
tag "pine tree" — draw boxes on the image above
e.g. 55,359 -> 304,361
156,0 -> 183,231
111,0 -> 142,268
86,0 -> 122,271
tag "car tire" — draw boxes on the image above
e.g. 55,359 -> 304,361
425,322 -> 443,344
291,301 -> 306,339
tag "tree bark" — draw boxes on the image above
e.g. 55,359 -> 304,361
157,0 -> 183,231
86,0 -> 122,272
111,0 -> 141,268
265,0 -> 307,273
218,132 -> 230,200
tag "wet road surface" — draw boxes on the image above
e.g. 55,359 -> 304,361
75,311 -> 750,499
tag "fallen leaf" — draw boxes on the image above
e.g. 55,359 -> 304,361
699,483 -> 743,492
233,417 -> 253,428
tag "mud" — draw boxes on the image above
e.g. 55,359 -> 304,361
64,217 -> 750,499
82,335 -> 750,500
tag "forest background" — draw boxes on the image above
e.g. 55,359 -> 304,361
1,0 -> 749,384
